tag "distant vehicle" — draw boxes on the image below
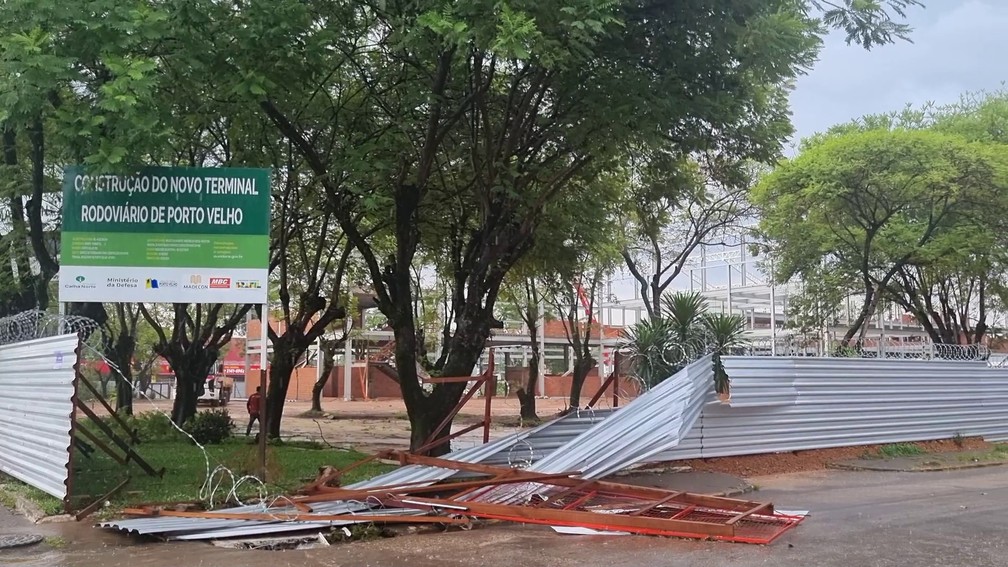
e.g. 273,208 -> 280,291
196,374 -> 233,407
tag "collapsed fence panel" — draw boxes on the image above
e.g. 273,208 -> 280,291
656,356 -> 1008,461
0,334 -> 80,500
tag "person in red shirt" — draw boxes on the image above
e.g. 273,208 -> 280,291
245,386 -> 262,436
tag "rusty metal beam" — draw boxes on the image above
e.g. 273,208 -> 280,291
726,502 -> 772,525
75,478 -> 130,521
387,495 -> 734,538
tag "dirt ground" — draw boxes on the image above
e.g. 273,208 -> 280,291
99,395 -> 583,454
105,396 -> 992,475
679,437 -> 992,477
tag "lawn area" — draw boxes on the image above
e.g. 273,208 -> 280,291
66,436 -> 394,516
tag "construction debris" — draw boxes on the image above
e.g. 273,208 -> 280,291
101,356 -> 806,545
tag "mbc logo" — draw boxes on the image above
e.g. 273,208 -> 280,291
209,277 -> 231,289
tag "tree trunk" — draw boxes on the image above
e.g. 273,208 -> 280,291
265,353 -> 296,439
516,348 -> 539,421
843,284 -> 876,347
171,369 -> 201,425
398,311 -> 487,456
165,349 -> 218,426
311,341 -> 337,413
109,333 -> 136,415
568,354 -> 595,409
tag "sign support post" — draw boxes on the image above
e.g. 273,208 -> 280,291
258,304 -> 269,480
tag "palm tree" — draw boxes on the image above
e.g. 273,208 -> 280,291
701,313 -> 748,396
623,291 -> 749,394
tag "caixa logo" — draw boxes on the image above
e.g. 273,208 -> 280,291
209,277 -> 231,289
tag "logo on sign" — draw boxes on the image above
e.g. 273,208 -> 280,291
146,278 -> 159,289
235,280 -> 261,289
106,277 -> 139,288
209,277 -> 231,289
65,275 -> 96,290
183,274 -> 208,290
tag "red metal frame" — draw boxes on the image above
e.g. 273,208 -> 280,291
415,348 -> 496,452
586,351 -> 623,409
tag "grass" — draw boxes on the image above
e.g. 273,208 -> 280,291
953,443 -> 1008,463
66,434 -> 393,517
43,536 -> 67,549
0,478 -> 63,516
877,443 -> 926,458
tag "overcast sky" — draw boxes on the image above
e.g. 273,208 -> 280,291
608,1 -> 1008,305
788,0 -> 1008,147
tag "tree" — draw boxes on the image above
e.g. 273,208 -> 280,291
622,291 -> 748,391
140,303 -> 251,425
2,0 -> 921,453
500,275 -> 544,421
99,303 -> 142,414
753,129 -> 1004,346
621,148 -> 770,319
262,164 -> 357,437
242,0 -> 919,453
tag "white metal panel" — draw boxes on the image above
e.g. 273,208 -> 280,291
0,334 -> 80,500
654,356 -> 1008,461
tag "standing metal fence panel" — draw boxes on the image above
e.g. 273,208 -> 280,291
0,334 -> 80,500
654,356 -> 1008,461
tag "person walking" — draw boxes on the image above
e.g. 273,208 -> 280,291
246,386 -> 262,436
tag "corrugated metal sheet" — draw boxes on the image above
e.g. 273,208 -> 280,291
0,334 -> 80,500
473,357 -> 714,503
655,356 -> 1008,461
100,409 -> 619,539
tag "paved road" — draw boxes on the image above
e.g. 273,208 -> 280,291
3,467 -> 1007,566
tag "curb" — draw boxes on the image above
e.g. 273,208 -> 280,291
0,485 -> 71,524
827,460 -> 1008,473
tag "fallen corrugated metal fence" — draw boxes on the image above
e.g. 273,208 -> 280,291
102,358 -> 751,541
102,353 -> 1008,543
654,356 -> 1008,461
0,334 -> 81,500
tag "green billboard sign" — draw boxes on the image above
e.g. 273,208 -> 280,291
59,166 -> 270,304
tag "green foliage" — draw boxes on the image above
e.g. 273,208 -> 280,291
703,313 -> 748,395
0,0 -> 922,444
878,443 -> 925,458
623,291 -> 749,391
101,411 -> 182,443
760,91 -> 1008,345
183,409 -> 234,445
662,291 -> 708,346
620,317 -> 679,388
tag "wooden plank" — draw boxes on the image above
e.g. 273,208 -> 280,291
78,376 -> 141,443
74,401 -> 163,477
725,502 -> 773,525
